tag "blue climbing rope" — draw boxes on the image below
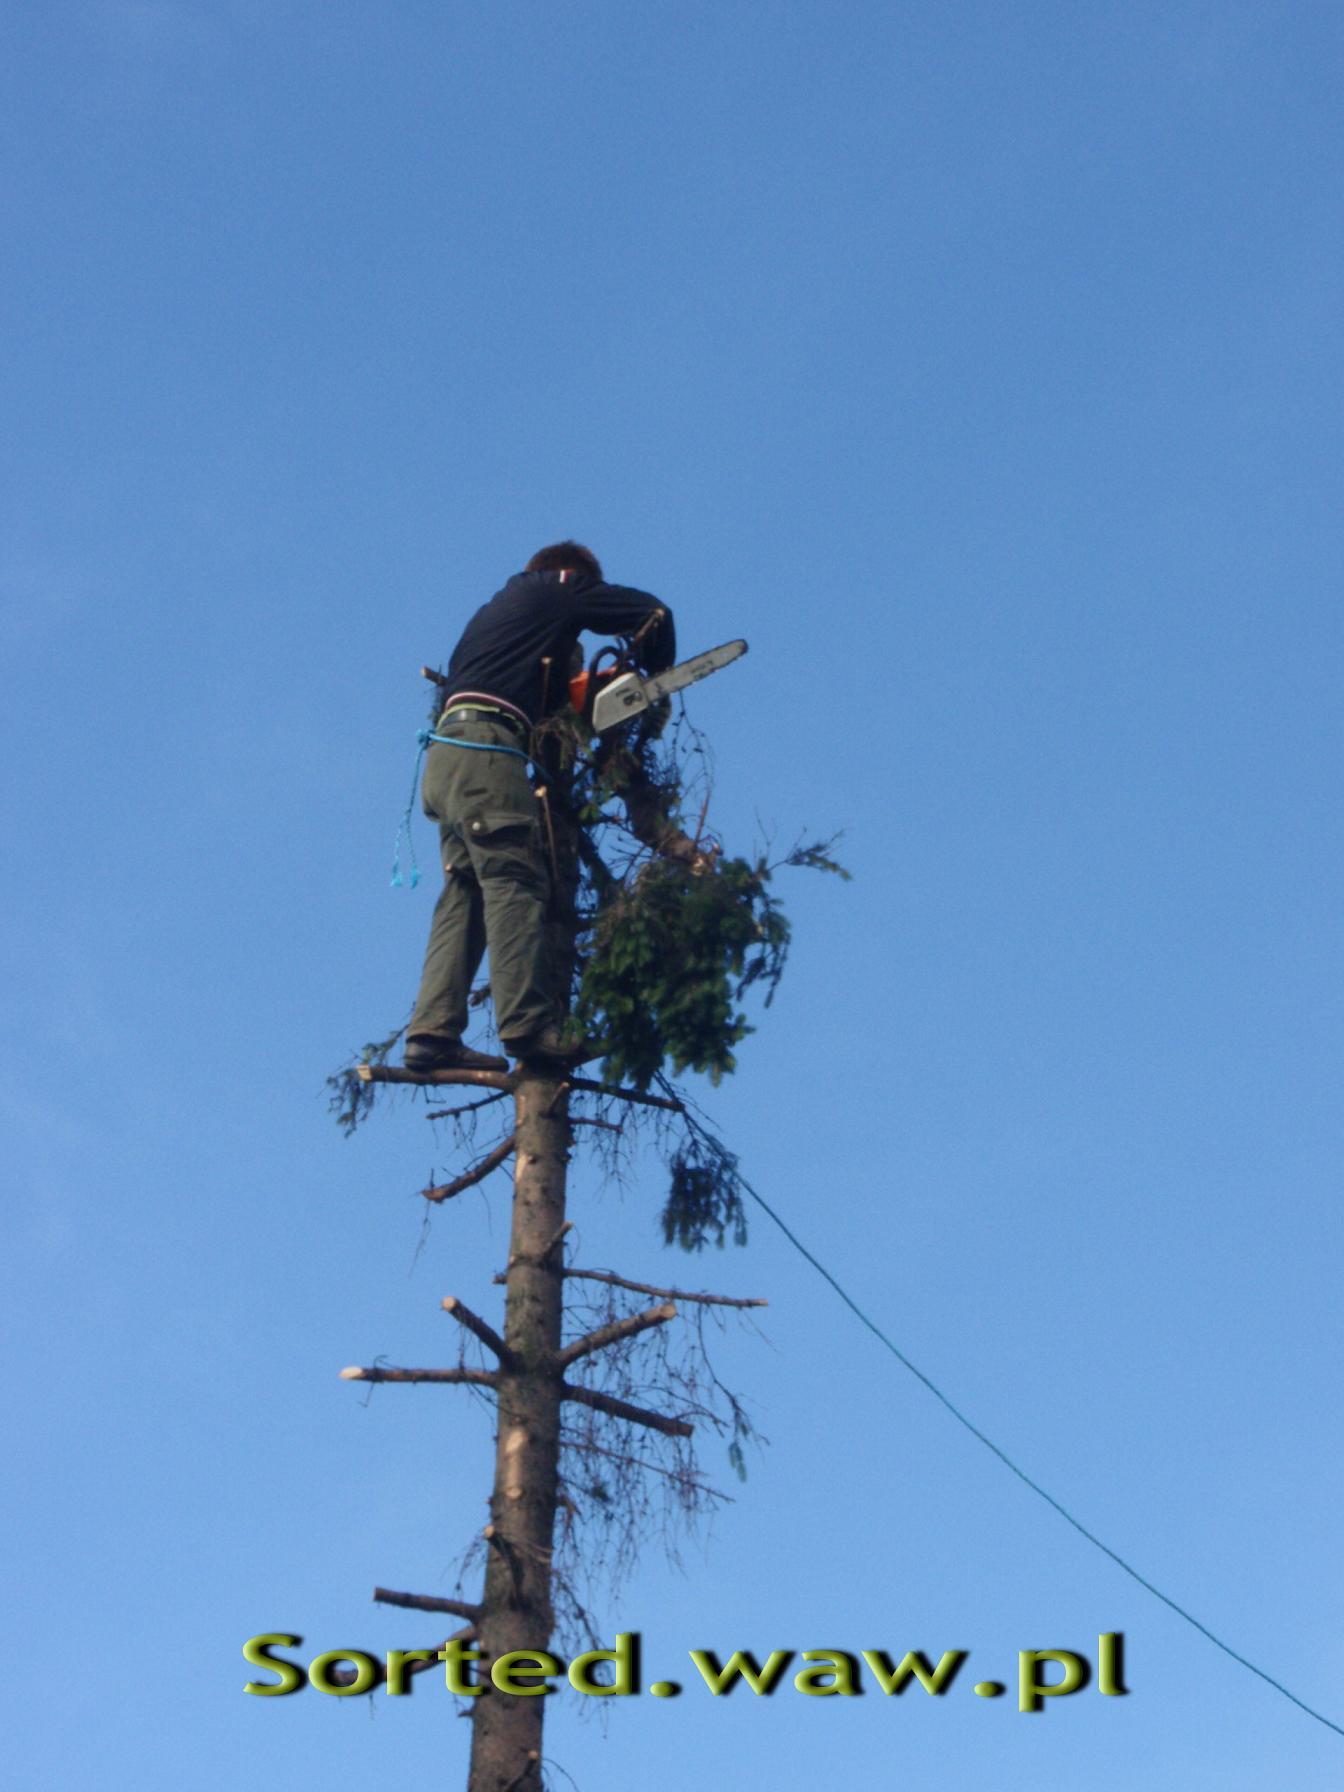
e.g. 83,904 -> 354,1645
390,728 -> 533,890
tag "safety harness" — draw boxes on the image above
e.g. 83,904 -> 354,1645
390,704 -> 534,889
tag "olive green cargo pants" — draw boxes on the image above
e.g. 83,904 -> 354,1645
407,714 -> 557,1048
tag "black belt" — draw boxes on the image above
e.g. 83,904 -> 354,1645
440,703 -> 528,738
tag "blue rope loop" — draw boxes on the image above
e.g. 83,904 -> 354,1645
390,728 -> 534,890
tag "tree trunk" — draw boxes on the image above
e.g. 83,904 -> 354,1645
466,1069 -> 569,1792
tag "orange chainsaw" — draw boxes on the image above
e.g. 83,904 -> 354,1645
569,638 -> 748,734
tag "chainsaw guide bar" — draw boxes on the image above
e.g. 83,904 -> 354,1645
591,638 -> 749,734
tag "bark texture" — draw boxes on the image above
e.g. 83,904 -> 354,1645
466,1070 -> 569,1792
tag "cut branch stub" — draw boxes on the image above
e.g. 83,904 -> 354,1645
423,1135 -> 516,1203
481,1523 -> 527,1601
441,1296 -> 512,1365
426,1091 -> 510,1121
556,1300 -> 677,1371
358,1063 -> 512,1092
340,1365 -> 499,1389
560,1382 -> 694,1438
562,1266 -> 768,1309
374,1587 -> 482,1622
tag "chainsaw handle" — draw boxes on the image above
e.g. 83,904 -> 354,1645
588,643 -> 626,678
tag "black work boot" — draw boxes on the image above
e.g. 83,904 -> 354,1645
502,1025 -> 591,1071
403,1035 -> 509,1075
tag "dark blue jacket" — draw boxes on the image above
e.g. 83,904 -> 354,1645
444,569 -> 676,722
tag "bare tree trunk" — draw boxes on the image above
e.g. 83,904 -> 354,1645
466,1073 -> 569,1792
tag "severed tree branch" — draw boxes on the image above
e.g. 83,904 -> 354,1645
374,1588 -> 482,1622
358,1063 -> 512,1092
482,1524 -> 526,1601
540,1218 -> 572,1264
441,1296 -> 512,1365
562,1267 -> 768,1309
422,1135 -> 516,1204
570,1116 -> 623,1135
560,1382 -> 694,1438
565,1076 -> 683,1112
340,1365 -> 499,1389
426,1091 -> 511,1121
356,1055 -> 677,1114
557,1301 -> 678,1371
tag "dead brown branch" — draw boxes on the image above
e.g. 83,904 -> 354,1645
540,1218 -> 572,1263
441,1296 -> 512,1364
422,1135 -> 516,1204
557,1301 -> 678,1371
565,1076 -> 683,1112
627,605 -> 667,656
560,1382 -> 694,1438
563,1267 -> 768,1309
340,1365 -> 499,1389
482,1523 -> 526,1601
374,1587 -> 482,1622
426,1091 -> 510,1121
357,1063 -> 512,1092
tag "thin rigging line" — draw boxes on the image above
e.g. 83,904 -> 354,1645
678,1099 -> 1343,1741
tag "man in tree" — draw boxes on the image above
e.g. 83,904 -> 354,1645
404,542 -> 676,1074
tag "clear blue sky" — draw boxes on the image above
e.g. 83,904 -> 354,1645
4,2 -> 1341,1786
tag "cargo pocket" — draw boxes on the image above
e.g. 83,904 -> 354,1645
464,809 -> 550,897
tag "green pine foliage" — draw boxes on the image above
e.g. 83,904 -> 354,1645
564,725 -> 846,1249
326,1024 -> 405,1135
574,853 -> 789,1090
569,728 -> 845,1100
662,1137 -> 748,1253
